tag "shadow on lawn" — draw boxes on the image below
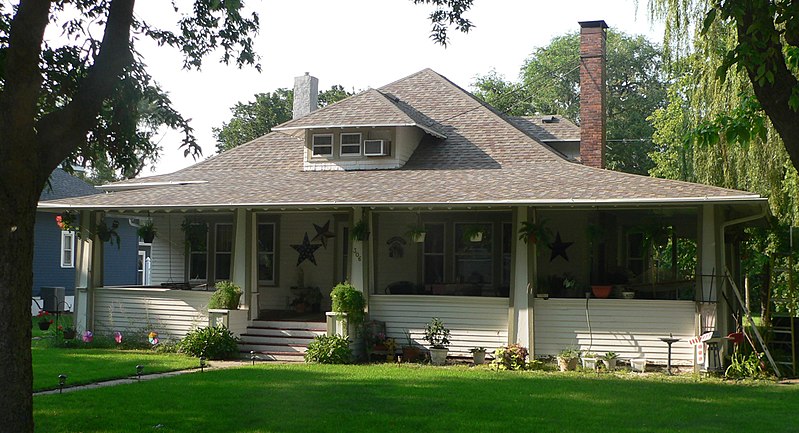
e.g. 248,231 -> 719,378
34,365 -> 799,433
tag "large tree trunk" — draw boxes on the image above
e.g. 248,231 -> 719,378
0,162 -> 47,432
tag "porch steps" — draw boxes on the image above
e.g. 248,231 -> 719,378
238,320 -> 326,363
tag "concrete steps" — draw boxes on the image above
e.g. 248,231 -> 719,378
239,320 -> 325,362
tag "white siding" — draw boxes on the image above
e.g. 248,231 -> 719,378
148,214 -> 185,284
394,126 -> 424,164
369,295 -> 509,356
93,287 -> 211,339
534,299 -> 697,365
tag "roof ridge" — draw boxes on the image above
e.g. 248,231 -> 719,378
272,87 -> 378,130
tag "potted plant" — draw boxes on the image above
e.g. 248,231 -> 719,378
290,294 -> 308,313
406,225 -> 426,243
208,281 -> 243,310
61,326 -> 76,340
518,219 -> 552,244
36,310 -> 53,331
557,347 -> 580,371
423,317 -> 451,365
330,282 -> 366,325
603,352 -> 619,371
350,220 -> 369,241
621,289 -> 636,299
55,211 -> 80,232
96,220 -> 121,247
591,284 -> 613,298
401,330 -> 422,363
462,226 -> 485,243
582,351 -> 600,370
137,219 -> 157,243
470,347 -> 487,365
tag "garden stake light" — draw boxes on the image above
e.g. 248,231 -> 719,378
251,350 -> 256,365
200,357 -> 206,372
58,374 -> 67,394
136,364 -> 143,380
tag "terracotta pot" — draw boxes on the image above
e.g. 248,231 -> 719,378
591,285 -> 613,299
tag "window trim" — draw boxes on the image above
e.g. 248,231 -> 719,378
214,223 -> 233,281
312,133 -> 334,157
60,230 -> 75,268
188,222 -> 209,282
257,222 -> 277,285
339,132 -> 362,157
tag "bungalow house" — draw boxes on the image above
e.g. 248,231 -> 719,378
42,21 -> 766,368
33,168 -> 138,315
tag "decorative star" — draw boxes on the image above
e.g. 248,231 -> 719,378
291,232 -> 322,266
549,232 -> 574,262
311,220 -> 335,248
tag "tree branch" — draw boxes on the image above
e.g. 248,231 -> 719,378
37,0 -> 136,169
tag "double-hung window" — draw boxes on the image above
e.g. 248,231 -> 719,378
188,223 -> 208,281
60,231 -> 75,268
312,134 -> 333,156
257,223 -> 276,284
215,224 -> 233,280
340,133 -> 362,156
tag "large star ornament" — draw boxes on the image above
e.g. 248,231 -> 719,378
291,233 -> 322,266
311,220 -> 335,249
549,232 -> 574,262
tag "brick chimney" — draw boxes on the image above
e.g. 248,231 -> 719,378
292,72 -> 318,119
578,20 -> 608,169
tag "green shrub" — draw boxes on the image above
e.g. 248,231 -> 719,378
493,344 -> 529,370
725,351 -> 767,379
178,326 -> 239,359
208,281 -> 243,310
304,335 -> 352,364
330,282 -> 366,324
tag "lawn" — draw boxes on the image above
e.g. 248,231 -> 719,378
34,364 -> 799,432
33,347 -> 198,391
31,313 -> 72,338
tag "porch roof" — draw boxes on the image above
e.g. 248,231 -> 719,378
41,69 -> 765,211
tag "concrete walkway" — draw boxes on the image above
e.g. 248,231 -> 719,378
34,360 -> 251,396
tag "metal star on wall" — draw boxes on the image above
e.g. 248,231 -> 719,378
291,232 -> 322,266
549,232 -> 574,262
311,220 -> 335,248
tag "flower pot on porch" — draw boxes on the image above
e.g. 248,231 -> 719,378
410,232 -> 426,243
469,232 -> 483,242
141,232 -> 156,243
429,347 -> 449,365
591,285 -> 612,299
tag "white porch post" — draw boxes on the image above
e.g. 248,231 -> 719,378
698,204 -> 723,371
73,210 -> 92,333
231,208 -> 251,315
350,207 -> 368,296
510,206 -> 533,349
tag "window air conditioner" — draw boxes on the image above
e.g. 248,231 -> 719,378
363,139 -> 389,156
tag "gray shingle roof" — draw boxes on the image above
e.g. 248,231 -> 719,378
40,169 -> 101,201
43,69 -> 762,210
510,115 -> 580,141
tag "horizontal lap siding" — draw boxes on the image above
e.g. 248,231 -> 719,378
369,295 -> 509,356
93,288 -> 211,339
534,299 -> 696,365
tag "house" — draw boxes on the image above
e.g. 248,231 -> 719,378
42,21 -> 766,368
32,169 -> 139,315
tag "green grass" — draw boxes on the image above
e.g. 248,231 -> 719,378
31,314 -> 72,338
34,364 -> 799,432
33,347 -> 198,391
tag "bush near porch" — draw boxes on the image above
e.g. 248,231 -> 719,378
34,364 -> 799,432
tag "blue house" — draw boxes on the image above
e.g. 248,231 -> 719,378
34,169 -> 139,312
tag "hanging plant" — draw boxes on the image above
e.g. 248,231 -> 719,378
137,219 -> 157,243
350,219 -> 369,241
518,219 -> 552,245
96,220 -> 121,248
405,224 -> 426,243
462,225 -> 485,243
181,217 -> 208,249
55,211 -> 80,232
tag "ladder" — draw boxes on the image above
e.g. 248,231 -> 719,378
765,228 -> 797,377
725,268 -> 782,378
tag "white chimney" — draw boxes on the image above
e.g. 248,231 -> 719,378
293,72 -> 318,119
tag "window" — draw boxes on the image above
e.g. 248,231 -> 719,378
312,134 -> 333,156
257,223 -> 276,284
454,223 -> 493,285
627,232 -> 645,279
215,224 -> 233,280
340,133 -> 361,156
60,231 -> 75,268
423,223 -> 445,284
501,222 -> 512,287
188,223 -> 208,281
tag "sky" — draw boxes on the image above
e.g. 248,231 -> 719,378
133,0 -> 664,177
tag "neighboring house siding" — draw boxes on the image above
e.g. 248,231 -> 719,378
533,298 -> 696,365
32,212 -> 76,296
369,295 -> 509,357
148,214 -> 186,285
102,220 -> 138,286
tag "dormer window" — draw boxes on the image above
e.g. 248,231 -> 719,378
340,133 -> 362,157
312,134 -> 333,156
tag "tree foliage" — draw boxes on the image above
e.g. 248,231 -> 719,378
213,85 -> 353,153
472,29 -> 667,175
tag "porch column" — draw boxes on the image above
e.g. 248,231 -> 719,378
231,208 -> 251,314
350,206 -> 368,296
698,204 -> 723,371
73,210 -> 92,333
509,206 -> 533,349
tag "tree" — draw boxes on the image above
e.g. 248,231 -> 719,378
649,0 -> 799,175
0,1 -> 260,430
214,85 -> 353,153
472,30 -> 667,175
